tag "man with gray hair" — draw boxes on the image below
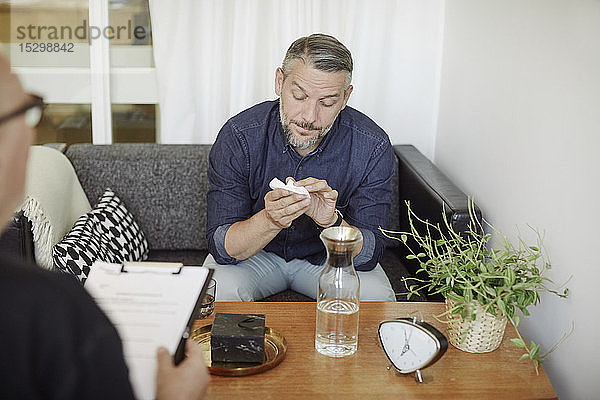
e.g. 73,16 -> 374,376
205,33 -> 396,301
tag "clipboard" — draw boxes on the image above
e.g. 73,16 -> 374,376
85,261 -> 214,400
117,261 -> 214,365
173,266 -> 213,365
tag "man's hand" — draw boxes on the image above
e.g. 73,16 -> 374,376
223,187 -> 310,260
156,341 -> 210,400
291,177 -> 338,227
264,187 -> 311,229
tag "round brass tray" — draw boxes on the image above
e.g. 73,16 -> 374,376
190,325 -> 287,376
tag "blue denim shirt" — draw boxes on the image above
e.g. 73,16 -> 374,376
206,100 -> 395,271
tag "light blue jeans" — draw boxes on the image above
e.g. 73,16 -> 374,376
202,250 -> 396,302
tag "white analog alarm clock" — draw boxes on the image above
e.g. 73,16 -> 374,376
378,317 -> 448,381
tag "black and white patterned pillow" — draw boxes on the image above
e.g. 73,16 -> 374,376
53,213 -> 114,283
92,189 -> 149,263
53,188 -> 149,283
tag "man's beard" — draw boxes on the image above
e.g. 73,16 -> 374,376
279,103 -> 335,150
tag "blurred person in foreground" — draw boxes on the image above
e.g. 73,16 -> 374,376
0,54 -> 209,400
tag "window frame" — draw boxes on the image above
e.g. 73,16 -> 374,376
11,0 -> 158,144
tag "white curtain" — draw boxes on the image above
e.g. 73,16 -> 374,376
149,0 -> 443,157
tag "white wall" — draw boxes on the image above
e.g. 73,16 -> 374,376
435,1 -> 600,398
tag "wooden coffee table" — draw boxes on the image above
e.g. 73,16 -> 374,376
192,302 -> 556,400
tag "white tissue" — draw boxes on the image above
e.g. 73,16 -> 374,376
269,177 -> 310,197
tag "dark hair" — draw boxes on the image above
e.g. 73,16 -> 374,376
282,33 -> 353,89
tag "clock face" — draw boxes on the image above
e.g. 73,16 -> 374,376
378,319 -> 447,373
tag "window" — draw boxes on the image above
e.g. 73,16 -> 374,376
1,0 -> 158,144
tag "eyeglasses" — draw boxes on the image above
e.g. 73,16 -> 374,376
0,94 -> 45,128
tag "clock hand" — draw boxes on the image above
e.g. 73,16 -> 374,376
408,325 -> 414,343
401,329 -> 410,356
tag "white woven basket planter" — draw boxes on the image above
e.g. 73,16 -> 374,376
445,298 -> 507,353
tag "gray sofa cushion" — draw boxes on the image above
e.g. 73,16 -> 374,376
66,144 -> 210,251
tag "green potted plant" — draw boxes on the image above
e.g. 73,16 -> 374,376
381,201 -> 570,373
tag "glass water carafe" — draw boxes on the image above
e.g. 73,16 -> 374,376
315,226 -> 362,357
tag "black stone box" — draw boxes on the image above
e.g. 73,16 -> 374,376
210,313 -> 266,364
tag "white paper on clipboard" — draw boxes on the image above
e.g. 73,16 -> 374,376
84,261 -> 212,400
